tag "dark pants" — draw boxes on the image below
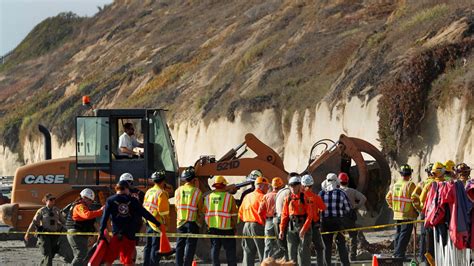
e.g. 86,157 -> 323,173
419,213 -> 434,262
321,217 -> 350,266
393,220 -> 414,258
209,228 -> 237,266
176,221 -> 199,266
38,235 -> 59,266
143,225 -> 161,266
312,222 -> 326,266
287,219 -> 312,266
273,216 -> 289,260
342,213 -> 358,260
66,230 -> 88,266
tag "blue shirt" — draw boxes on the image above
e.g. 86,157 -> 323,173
99,193 -> 159,239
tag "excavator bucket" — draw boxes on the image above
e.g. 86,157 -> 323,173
306,135 -> 391,224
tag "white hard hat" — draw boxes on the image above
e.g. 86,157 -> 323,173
119,173 -> 134,182
80,188 -> 95,201
247,169 -> 262,181
301,174 -> 314,186
326,173 -> 338,182
288,176 -> 301,185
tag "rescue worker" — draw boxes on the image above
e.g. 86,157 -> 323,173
279,175 -> 313,266
385,164 -> 417,259
238,169 -> 262,205
65,188 -> 104,266
175,166 -> 204,266
274,173 -> 298,261
100,180 -> 161,266
338,172 -> 366,261
419,162 -> 446,210
204,176 -> 238,266
444,160 -> 456,181
258,176 -> 285,259
143,170 -> 170,266
411,163 -> 435,263
456,162 -> 471,185
120,172 -> 145,203
239,176 -> 269,265
319,173 -> 351,266
301,174 -> 326,266
120,172 -> 145,263
25,193 -> 66,266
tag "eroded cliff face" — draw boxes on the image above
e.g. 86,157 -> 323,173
2,96 -> 472,183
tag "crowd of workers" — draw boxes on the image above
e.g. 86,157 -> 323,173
23,159 -> 472,266
23,167 -> 369,266
386,160 -> 473,264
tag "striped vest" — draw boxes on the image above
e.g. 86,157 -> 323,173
205,191 -> 236,230
175,184 -> 202,224
392,180 -> 415,215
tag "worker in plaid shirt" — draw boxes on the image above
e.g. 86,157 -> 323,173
319,173 -> 351,266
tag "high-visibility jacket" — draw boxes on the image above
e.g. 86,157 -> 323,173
280,192 -> 313,235
411,177 -> 434,212
175,183 -> 203,227
386,179 -> 417,220
143,183 -> 170,231
304,190 -> 326,222
204,190 -> 238,230
238,188 -> 265,225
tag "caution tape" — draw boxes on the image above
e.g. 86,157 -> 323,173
0,220 -> 425,239
1,230 -> 276,239
320,219 -> 425,235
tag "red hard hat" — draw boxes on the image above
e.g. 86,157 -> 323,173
338,172 -> 349,183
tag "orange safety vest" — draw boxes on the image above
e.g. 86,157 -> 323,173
204,191 -> 237,230
280,192 -> 313,234
175,183 -> 202,225
238,189 -> 265,225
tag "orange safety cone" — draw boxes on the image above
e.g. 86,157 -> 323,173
158,224 -> 175,256
192,260 -> 197,266
372,255 -> 379,266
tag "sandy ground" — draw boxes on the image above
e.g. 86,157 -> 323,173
0,229 -> 407,266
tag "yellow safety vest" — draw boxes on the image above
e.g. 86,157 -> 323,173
143,184 -> 169,232
204,191 -> 237,230
391,180 -> 417,220
175,183 -> 202,226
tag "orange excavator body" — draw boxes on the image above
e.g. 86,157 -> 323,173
0,108 -> 390,232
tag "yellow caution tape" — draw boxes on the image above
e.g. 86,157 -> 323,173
320,219 -> 424,235
0,220 -> 425,239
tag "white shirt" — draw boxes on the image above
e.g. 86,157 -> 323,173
275,187 -> 290,217
118,133 -> 140,155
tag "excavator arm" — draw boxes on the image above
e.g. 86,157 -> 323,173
193,133 -> 287,179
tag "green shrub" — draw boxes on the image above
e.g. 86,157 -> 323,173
378,39 -> 474,156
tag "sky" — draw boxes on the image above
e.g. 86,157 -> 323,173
0,0 -> 113,55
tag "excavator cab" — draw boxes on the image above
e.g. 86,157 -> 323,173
75,109 -> 179,188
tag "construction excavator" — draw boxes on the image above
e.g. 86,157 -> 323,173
0,102 -> 391,250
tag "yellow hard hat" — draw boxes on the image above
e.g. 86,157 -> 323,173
444,160 -> 455,172
431,162 -> 445,175
271,177 -> 284,188
214,176 -> 228,185
255,176 -> 269,185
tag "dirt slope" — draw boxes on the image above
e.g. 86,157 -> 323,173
0,0 -> 473,162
